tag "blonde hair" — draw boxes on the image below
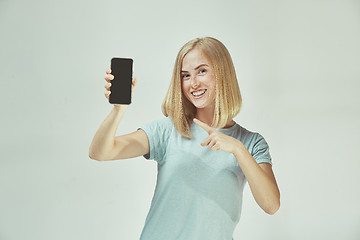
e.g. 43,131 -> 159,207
161,37 -> 242,138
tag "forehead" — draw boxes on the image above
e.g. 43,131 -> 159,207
182,48 -> 210,70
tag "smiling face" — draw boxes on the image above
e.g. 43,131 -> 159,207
181,48 -> 217,111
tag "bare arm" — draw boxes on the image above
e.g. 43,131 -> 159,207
233,144 -> 280,215
193,118 -> 280,215
89,105 -> 127,160
88,68 -> 149,161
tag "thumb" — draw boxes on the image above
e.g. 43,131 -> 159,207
132,77 -> 137,93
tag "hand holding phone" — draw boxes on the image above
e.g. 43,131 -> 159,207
104,61 -> 137,108
108,57 -> 133,105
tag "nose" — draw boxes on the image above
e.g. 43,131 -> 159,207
190,75 -> 199,88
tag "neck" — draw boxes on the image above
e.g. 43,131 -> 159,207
195,108 -> 214,127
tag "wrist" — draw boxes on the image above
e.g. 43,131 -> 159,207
232,140 -> 246,157
113,104 -> 128,111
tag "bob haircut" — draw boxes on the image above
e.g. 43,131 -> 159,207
161,37 -> 242,139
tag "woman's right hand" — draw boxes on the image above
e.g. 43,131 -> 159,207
104,68 -> 138,108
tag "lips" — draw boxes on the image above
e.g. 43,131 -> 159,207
191,89 -> 207,97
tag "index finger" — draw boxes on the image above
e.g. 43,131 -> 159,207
193,118 -> 213,134
106,68 -> 111,74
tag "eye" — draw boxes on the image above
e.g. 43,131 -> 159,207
199,69 -> 207,74
182,74 -> 190,80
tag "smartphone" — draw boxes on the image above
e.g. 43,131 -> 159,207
109,57 -> 133,105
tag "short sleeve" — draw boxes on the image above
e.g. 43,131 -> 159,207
251,133 -> 272,165
138,118 -> 173,163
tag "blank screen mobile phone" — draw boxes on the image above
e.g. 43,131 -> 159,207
109,57 -> 133,105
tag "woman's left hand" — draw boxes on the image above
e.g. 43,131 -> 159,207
193,118 -> 240,154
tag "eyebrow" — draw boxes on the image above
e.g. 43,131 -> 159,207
181,64 -> 208,72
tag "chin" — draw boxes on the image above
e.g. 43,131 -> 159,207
192,102 -> 211,109
185,94 -> 214,109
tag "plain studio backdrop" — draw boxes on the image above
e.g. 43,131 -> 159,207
1,0 -> 359,239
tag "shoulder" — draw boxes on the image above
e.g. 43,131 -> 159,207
236,124 -> 272,164
144,117 -> 174,129
240,125 -> 258,137
139,117 -> 174,162
140,117 -> 174,137
236,124 -> 268,148
141,116 -> 171,125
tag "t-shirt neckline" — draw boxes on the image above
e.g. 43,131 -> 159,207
192,121 -> 238,133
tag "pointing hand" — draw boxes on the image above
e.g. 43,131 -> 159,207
193,118 -> 239,154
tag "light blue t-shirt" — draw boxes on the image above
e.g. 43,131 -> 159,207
138,117 -> 272,240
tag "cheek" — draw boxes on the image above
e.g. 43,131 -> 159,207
181,82 -> 186,92
208,76 -> 217,94
209,83 -> 217,101
181,82 -> 190,96
210,86 -> 217,100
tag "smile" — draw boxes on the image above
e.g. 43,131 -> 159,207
191,89 -> 207,97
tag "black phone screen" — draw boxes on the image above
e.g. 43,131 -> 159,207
109,57 -> 133,105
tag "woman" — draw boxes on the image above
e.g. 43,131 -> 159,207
89,37 -> 280,240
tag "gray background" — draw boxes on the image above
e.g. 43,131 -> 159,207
1,0 -> 359,239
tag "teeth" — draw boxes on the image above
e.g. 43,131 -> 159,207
192,90 -> 206,96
